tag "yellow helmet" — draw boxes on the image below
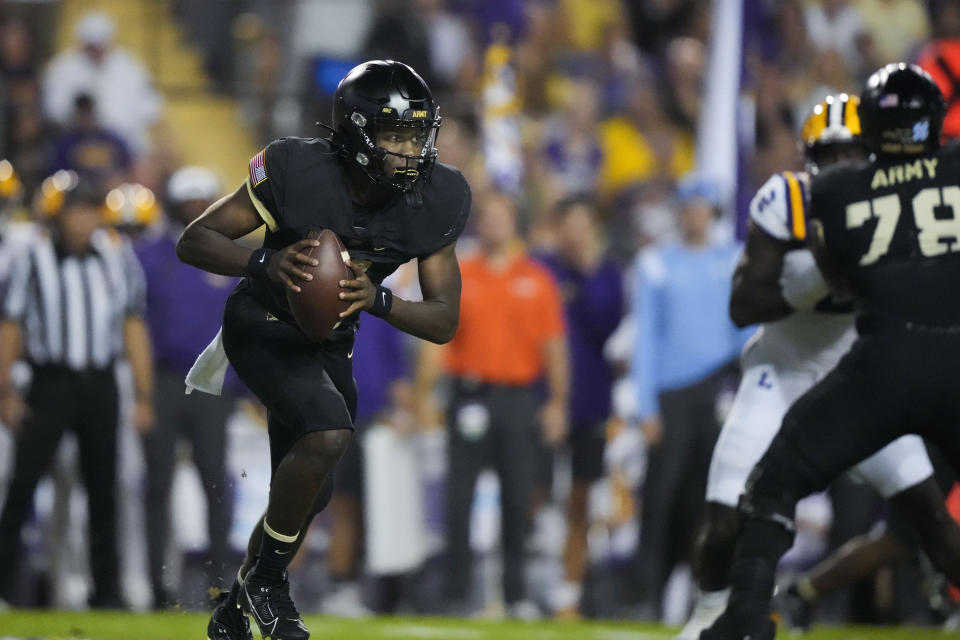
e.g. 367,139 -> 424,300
35,170 -> 80,217
801,93 -> 861,149
0,160 -> 23,201
103,183 -> 161,228
801,94 -> 864,173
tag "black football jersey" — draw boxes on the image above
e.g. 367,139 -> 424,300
245,137 -> 471,332
809,140 -> 960,328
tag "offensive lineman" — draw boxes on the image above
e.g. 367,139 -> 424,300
178,61 -> 471,640
702,63 -> 960,640
677,94 -> 960,640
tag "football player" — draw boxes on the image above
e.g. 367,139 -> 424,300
177,60 -> 471,640
677,93 -> 960,640
701,63 -> 960,640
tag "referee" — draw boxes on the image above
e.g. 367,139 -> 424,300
0,174 -> 154,608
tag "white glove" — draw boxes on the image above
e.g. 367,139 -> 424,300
779,249 -> 829,311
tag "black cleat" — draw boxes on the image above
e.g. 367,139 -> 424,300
700,608 -> 776,640
776,582 -> 814,633
242,570 -> 309,640
207,587 -> 253,640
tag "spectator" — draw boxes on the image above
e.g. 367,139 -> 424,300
598,70 -> 695,198
134,166 -> 236,608
626,0 -> 702,56
857,0 -> 929,65
537,195 -> 624,618
42,11 -> 162,154
416,0 -> 477,94
630,174 -> 745,619
0,17 -> 38,97
418,190 -> 568,617
916,2 -> 960,141
511,1 -> 559,116
557,0 -> 625,55
51,94 -> 132,188
537,77 -> 604,206
765,0 -> 816,83
6,91 -> 52,197
362,1 -> 434,87
0,17 -> 41,163
0,175 -> 153,609
803,0 -> 870,77
168,0 -> 240,91
662,37 -> 705,132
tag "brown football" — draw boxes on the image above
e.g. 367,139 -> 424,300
286,229 -> 354,342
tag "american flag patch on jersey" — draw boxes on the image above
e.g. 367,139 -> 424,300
249,149 -> 267,186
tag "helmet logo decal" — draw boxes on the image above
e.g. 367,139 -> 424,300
411,110 -> 428,118
913,120 -> 930,142
356,153 -> 369,166
350,111 -> 377,150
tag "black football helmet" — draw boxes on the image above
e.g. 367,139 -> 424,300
859,62 -> 946,158
331,60 -> 441,193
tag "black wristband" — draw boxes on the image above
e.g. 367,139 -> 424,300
368,285 -> 394,317
247,248 -> 276,280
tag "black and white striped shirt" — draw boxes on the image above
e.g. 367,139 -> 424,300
3,229 -> 146,370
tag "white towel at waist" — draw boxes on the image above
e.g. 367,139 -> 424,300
185,328 -> 229,395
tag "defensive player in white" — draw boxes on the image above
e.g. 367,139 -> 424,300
675,94 -> 960,639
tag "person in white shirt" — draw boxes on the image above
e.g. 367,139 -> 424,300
42,11 -> 162,155
804,0 -> 870,74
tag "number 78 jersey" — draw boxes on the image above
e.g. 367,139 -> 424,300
809,141 -> 960,327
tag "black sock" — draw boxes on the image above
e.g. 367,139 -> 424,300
249,520 -> 299,583
728,519 -> 795,613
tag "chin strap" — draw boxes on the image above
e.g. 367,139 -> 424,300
315,121 -> 337,137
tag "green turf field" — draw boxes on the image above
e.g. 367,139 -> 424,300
0,611 -> 951,640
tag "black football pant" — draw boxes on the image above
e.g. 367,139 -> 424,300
0,366 -> 119,604
445,380 -> 538,606
723,327 -> 960,628
142,367 -> 234,601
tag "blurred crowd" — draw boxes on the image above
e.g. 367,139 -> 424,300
0,0 -> 958,629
